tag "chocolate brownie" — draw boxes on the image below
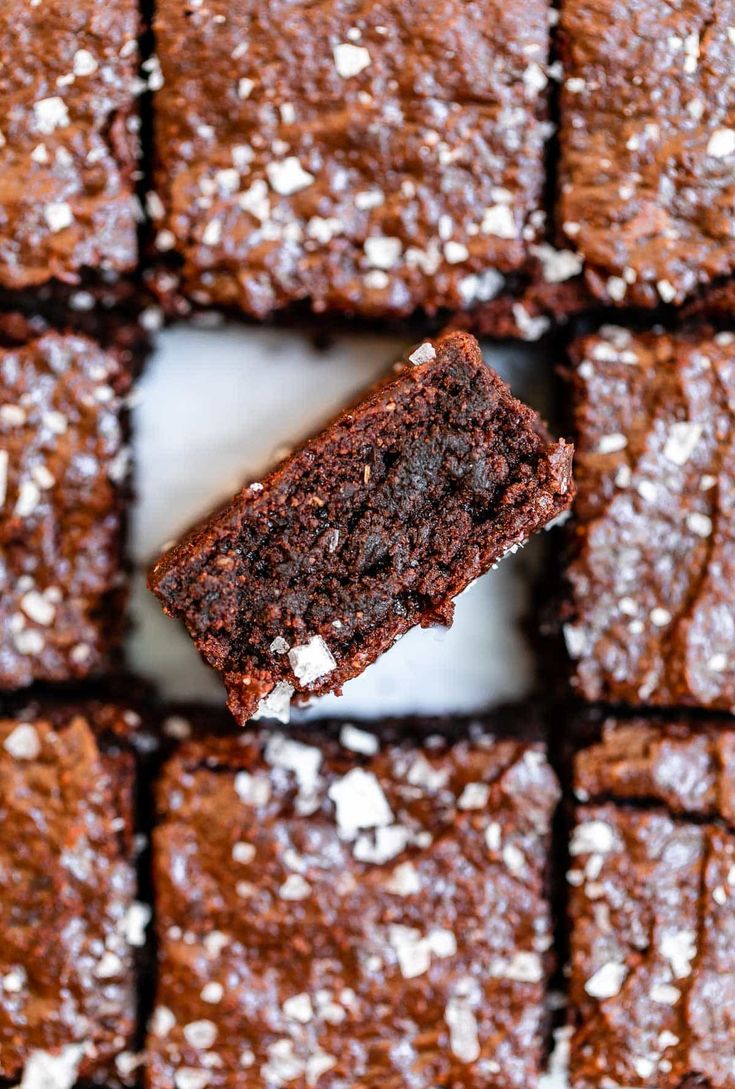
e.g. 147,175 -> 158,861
147,720 -> 560,1089
563,325 -> 735,709
568,717 -> 735,1089
559,0 -> 735,308
0,331 -> 130,688
151,0 -> 553,319
575,715 -> 735,820
149,332 -> 574,725
0,703 -> 142,1085
0,0 -> 140,290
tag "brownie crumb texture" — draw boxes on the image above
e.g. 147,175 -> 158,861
0,332 -> 130,688
564,325 -> 735,710
148,724 -> 560,1088
152,0 -> 553,318
0,0 -> 140,289
559,0 -> 735,308
0,705 -> 143,1086
149,332 -> 574,725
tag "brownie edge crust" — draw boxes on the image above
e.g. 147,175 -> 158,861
149,331 -> 574,725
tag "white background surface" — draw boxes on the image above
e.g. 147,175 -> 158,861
128,322 -> 551,719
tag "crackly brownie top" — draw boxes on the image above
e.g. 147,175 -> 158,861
0,333 -> 129,689
0,0 -> 140,290
575,716 -> 735,823
569,804 -> 735,1089
148,724 -> 560,1089
564,325 -> 735,709
152,0 -> 552,317
0,706 -> 138,1083
149,332 -> 573,724
559,0 -> 735,308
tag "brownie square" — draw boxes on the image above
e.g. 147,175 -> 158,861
564,325 -> 735,709
574,714 -> 735,821
0,0 -> 140,290
0,331 -> 130,688
149,332 -> 574,725
152,0 -> 552,318
559,0 -> 735,308
568,804 -> 735,1088
147,721 -> 560,1089
0,704 -> 140,1084
568,719 -> 735,1088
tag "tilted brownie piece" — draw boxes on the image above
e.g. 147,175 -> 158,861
0,704 -> 141,1085
0,0 -> 140,289
152,0 -> 552,318
568,802 -> 735,1088
575,715 -> 735,821
559,0 -> 735,308
149,332 -> 574,725
564,325 -> 735,709
0,331 -> 130,688
147,720 -> 560,1089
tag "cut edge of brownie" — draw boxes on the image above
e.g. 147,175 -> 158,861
148,331 -> 574,725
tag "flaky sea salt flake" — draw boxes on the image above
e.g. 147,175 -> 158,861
266,157 -> 315,196
328,767 -> 393,836
20,1045 -> 86,1089
252,681 -> 294,724
288,636 -> 336,685
333,42 -> 371,78
408,342 -> 437,367
584,960 -> 627,999
4,724 -> 41,760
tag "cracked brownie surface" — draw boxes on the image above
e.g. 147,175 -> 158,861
0,332 -> 130,688
149,332 -> 573,726
0,704 -> 139,1084
559,0 -> 735,308
564,325 -> 735,709
152,0 -> 552,318
0,0 -> 140,289
147,721 -> 559,1089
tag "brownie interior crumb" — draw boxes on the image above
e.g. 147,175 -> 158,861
150,334 -> 572,722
